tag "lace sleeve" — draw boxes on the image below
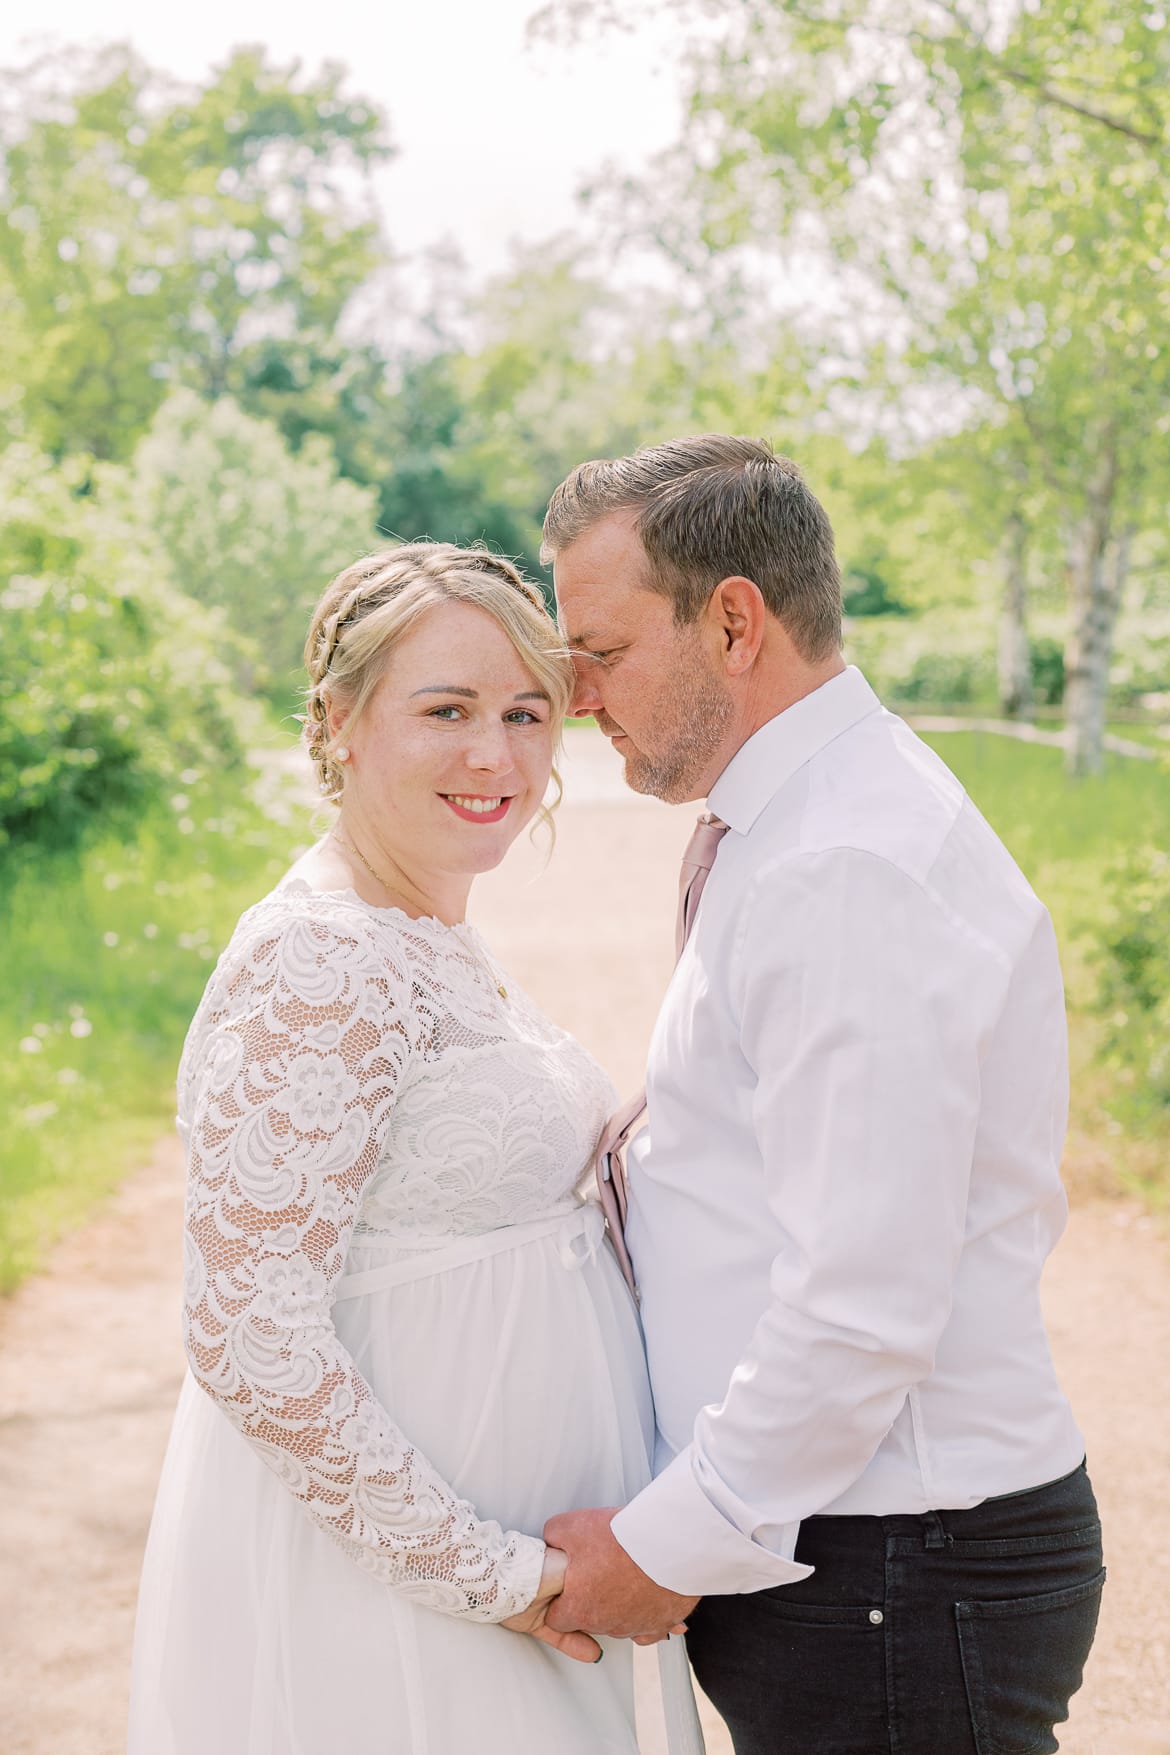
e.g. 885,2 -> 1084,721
179,907 -> 546,1621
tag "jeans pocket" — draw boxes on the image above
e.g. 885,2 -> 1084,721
955,1567 -> 1105,1755
946,1523 -> 1102,1561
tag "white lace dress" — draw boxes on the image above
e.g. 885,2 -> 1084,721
127,881 -> 683,1755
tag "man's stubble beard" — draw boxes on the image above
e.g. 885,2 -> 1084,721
620,645 -> 735,805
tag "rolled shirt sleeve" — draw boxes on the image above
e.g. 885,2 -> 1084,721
612,847 -> 1008,1596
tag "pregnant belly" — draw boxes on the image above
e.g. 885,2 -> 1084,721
333,1211 -> 655,1534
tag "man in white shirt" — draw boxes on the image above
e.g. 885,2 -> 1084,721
540,435 -> 1103,1753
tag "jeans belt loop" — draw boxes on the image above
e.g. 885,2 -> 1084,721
921,1510 -> 953,1551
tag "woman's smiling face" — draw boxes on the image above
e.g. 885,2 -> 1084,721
335,598 -> 556,880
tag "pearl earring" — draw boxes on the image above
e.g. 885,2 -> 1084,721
335,745 -> 350,763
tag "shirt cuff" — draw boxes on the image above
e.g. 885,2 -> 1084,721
610,1447 -> 815,1596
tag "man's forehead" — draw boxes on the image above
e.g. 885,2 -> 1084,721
555,570 -> 636,639
554,509 -> 644,579
557,575 -> 668,647
553,567 -> 626,639
554,536 -> 651,632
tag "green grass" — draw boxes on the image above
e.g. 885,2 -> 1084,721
925,730 -> 1166,871
1106,721 -> 1170,750
921,731 -> 1170,1200
0,770 -> 312,1292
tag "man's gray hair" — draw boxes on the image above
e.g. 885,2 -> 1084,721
541,434 -> 842,661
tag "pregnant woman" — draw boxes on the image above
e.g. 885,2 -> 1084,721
127,542 -> 700,1753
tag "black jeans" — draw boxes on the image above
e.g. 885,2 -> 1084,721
686,1462 -> 1104,1755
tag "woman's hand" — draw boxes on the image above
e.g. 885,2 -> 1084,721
501,1546 -> 603,1664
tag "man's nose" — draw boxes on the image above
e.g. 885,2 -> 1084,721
570,668 -> 603,718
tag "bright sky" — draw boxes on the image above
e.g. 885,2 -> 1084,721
0,0 -> 685,280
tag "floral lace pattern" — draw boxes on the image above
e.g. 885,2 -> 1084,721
177,881 -> 616,1621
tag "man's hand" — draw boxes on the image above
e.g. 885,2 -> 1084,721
542,1507 -> 699,1640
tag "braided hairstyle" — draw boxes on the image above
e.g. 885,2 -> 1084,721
302,543 -> 572,809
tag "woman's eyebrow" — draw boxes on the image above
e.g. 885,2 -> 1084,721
409,685 -> 551,702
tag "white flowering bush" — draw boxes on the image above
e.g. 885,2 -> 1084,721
1109,605 -> 1170,705
847,604 -> 1170,710
0,446 -> 257,854
132,390 -> 381,699
844,609 -> 999,706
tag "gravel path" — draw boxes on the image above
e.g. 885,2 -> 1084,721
1,734 -> 1166,1754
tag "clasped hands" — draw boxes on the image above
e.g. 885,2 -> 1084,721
501,1507 -> 699,1666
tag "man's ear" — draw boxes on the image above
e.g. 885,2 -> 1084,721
706,576 -> 767,677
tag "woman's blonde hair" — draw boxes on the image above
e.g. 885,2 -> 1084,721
302,543 -> 572,835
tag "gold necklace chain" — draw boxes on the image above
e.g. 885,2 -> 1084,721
330,831 -> 508,1001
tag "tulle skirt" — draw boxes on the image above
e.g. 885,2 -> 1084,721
128,1205 -> 664,1754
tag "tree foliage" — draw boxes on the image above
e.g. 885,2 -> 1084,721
0,46 -> 395,858
539,0 -> 1170,767
1098,845 -> 1170,1123
131,389 -> 381,696
3,20 -> 1166,880
0,43 -> 390,460
0,445 -> 252,855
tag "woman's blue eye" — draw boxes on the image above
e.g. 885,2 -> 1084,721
427,704 -> 544,725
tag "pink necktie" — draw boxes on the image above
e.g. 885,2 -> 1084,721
594,812 -> 729,1296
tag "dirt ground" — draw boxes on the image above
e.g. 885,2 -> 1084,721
1,732 -> 1167,1754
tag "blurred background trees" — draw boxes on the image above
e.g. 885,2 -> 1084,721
0,442 -> 248,857
7,21 -> 1167,788
1,44 -> 388,459
131,389 -> 381,695
535,0 -> 1170,774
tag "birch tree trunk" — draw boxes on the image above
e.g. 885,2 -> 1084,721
998,509 -> 1032,719
1064,432 -> 1128,775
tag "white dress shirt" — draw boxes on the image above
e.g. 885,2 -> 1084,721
611,667 -> 1085,1597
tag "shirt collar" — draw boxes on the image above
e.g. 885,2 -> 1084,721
708,665 -> 882,835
